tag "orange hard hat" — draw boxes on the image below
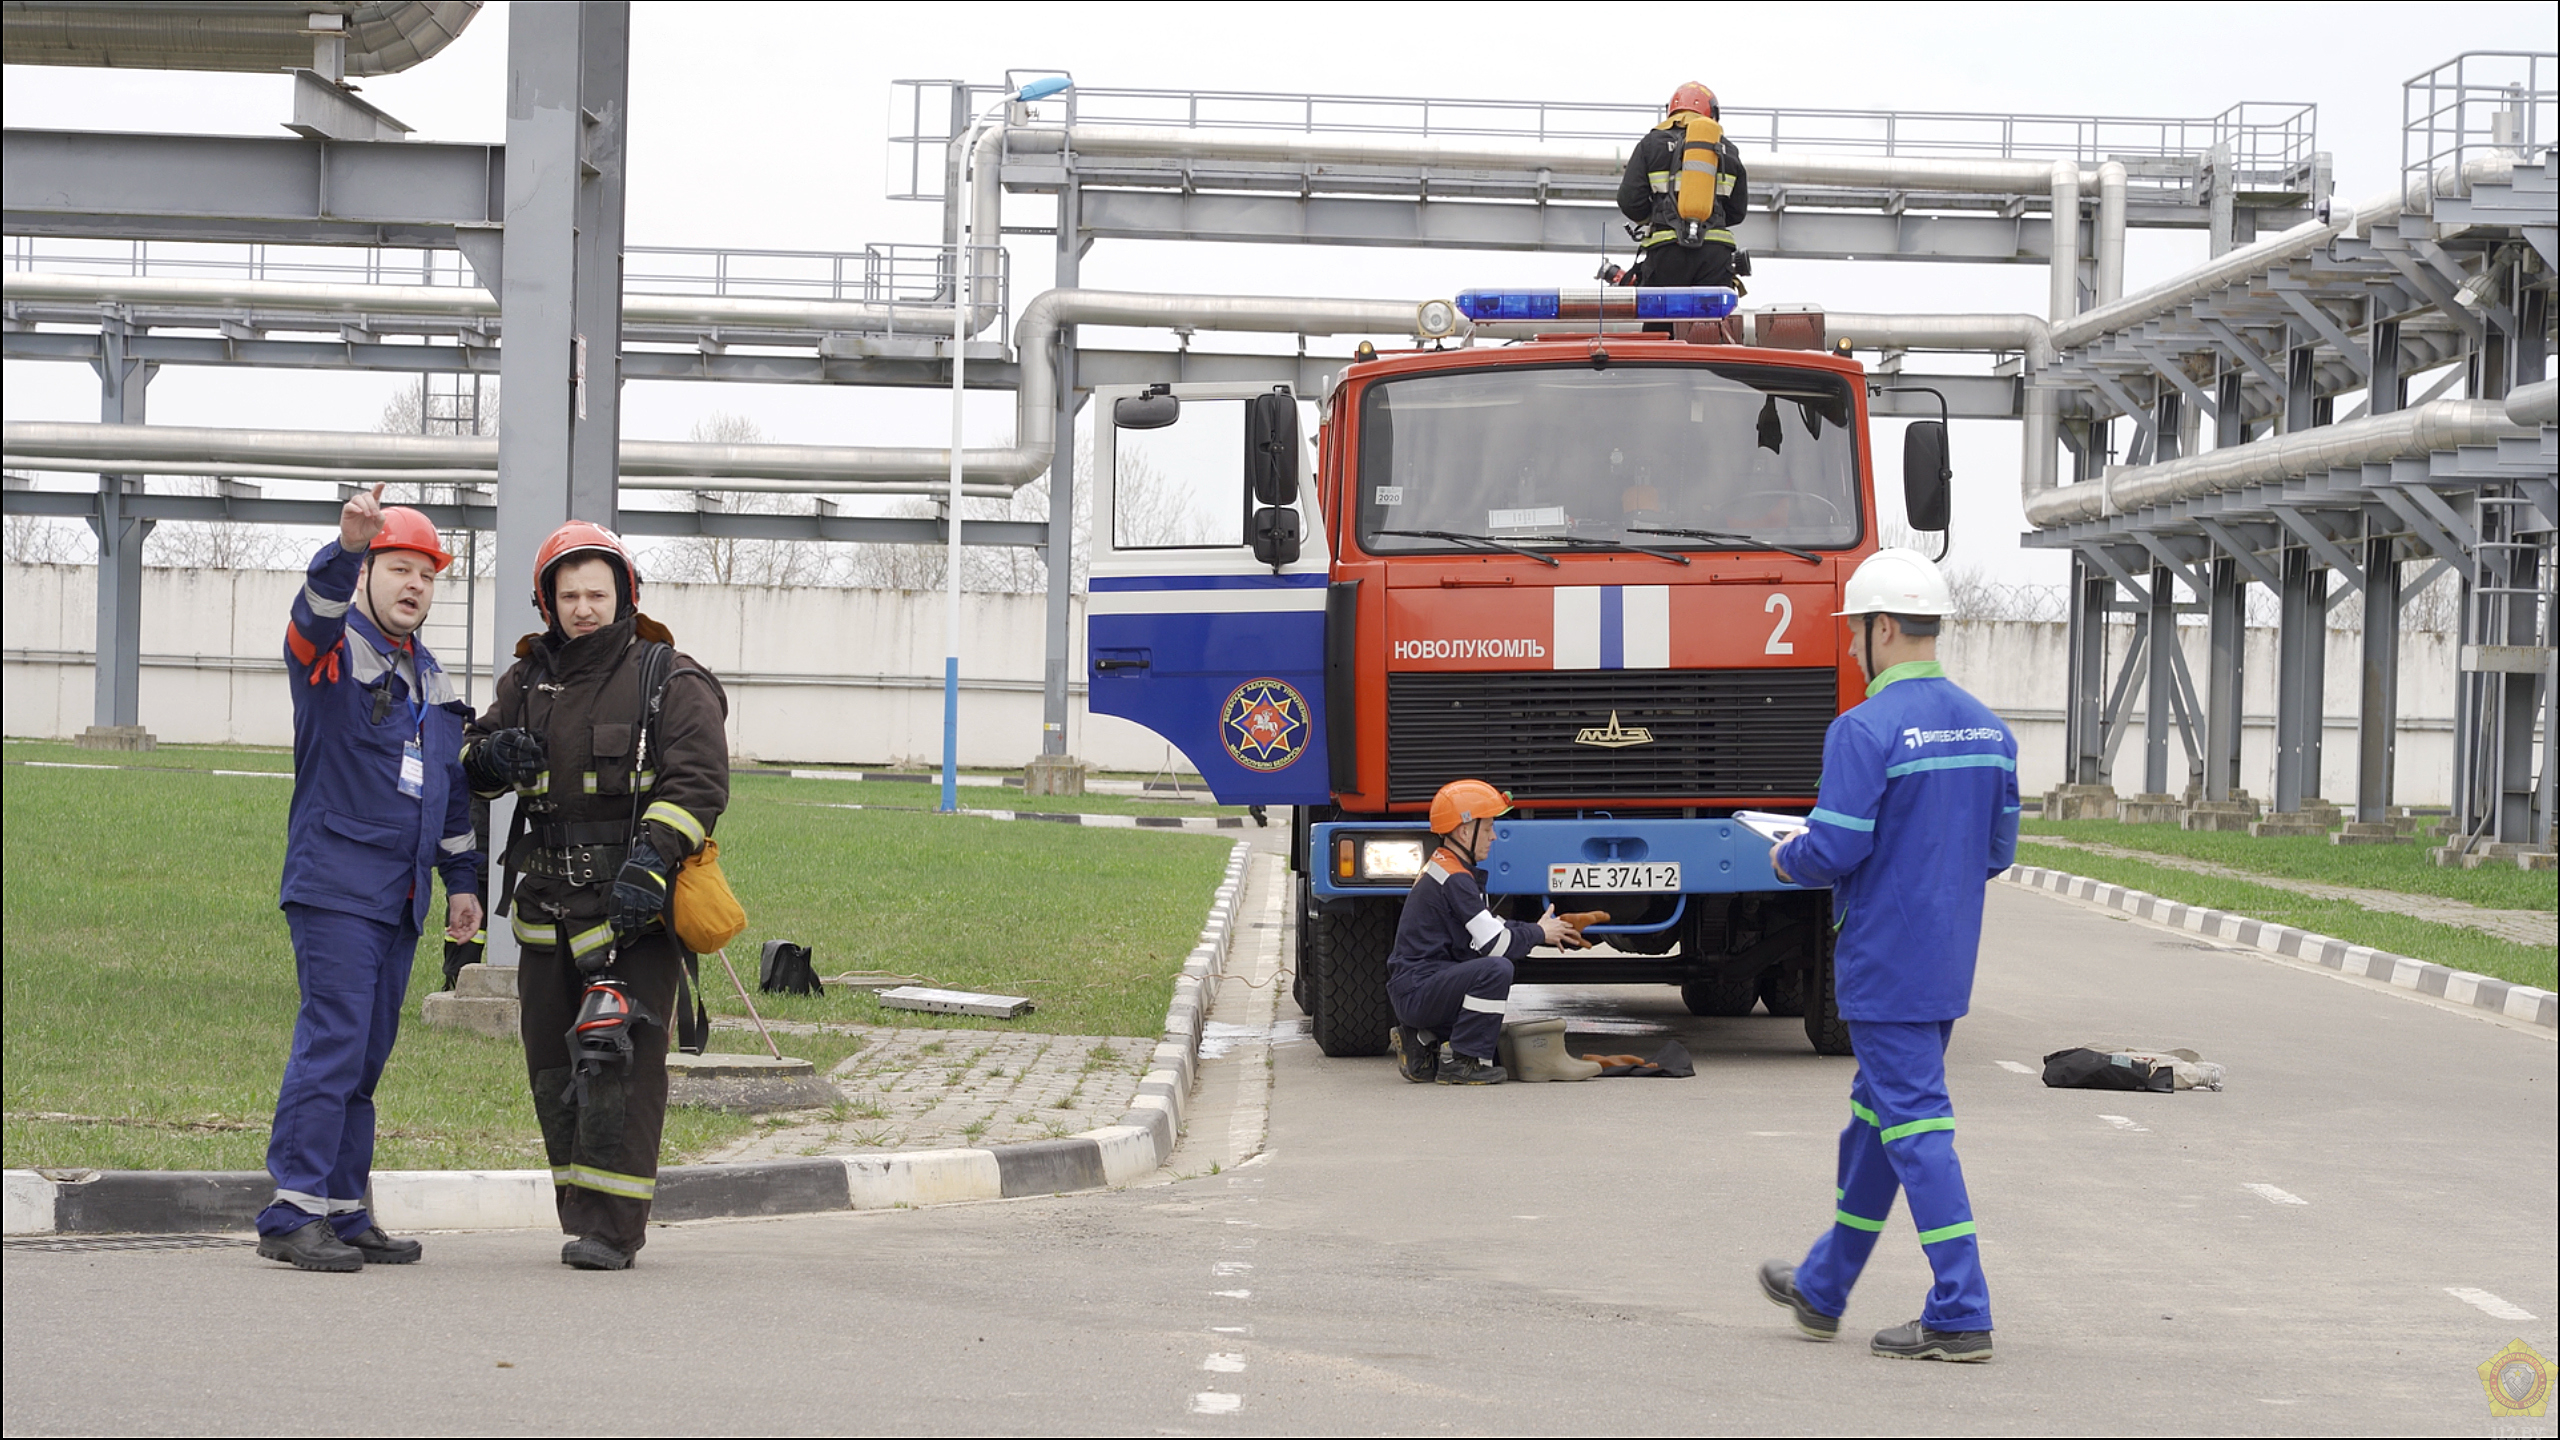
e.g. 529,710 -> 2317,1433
1430,778 -> 1512,835
1667,82 -> 1718,119
370,506 -> 454,573
533,519 -> 640,620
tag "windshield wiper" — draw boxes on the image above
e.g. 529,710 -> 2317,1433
1371,528 -> 1560,567
1626,526 -> 1822,564
1542,536 -> 1691,565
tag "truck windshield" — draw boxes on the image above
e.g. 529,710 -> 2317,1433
1355,362 -> 1861,555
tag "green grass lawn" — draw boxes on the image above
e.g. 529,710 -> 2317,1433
2,752 -> 1231,1173
2012,841 -> 2556,991
738,769 -> 1250,820
2021,817 -> 2557,911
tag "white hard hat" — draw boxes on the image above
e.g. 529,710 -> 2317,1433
1835,547 -> 1955,617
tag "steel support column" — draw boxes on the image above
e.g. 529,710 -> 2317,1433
2354,538 -> 2401,824
2064,555 -> 2111,786
2367,318 -> 2403,417
2215,370 -> 2245,449
84,320 -> 154,732
2485,510 -> 2547,844
2284,339 -> 2318,433
2204,556 -> 2246,802
1041,182 -> 1082,757
2143,562 -> 2175,794
2272,546 -> 2326,813
494,0 -> 628,638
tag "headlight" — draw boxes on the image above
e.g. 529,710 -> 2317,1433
1359,838 -> 1427,880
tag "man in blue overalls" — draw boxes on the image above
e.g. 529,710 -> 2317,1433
257,485 -> 482,1272
1758,548 -> 2020,1361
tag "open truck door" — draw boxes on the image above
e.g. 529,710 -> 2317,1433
1086,383 -> 1332,804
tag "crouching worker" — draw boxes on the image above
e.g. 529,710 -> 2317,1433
464,522 -> 729,1271
260,486 -> 480,1272
1387,780 -> 1583,1085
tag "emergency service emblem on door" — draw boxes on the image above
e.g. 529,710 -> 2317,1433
1220,678 -> 1309,772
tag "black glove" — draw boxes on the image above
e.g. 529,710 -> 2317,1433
462,728 -> 547,791
609,834 -> 672,940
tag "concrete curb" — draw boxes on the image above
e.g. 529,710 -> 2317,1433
801,799 -> 1253,832
2,842 -> 1257,1236
2000,863 -> 2557,1030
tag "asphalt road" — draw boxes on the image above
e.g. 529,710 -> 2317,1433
6,878 -> 2554,1436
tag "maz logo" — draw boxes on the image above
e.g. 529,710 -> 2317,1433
1574,711 -> 1656,748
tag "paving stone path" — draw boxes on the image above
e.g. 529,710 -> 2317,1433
697,1023 -> 1156,1163
2022,835 -> 2556,947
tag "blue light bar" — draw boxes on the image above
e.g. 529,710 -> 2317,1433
1455,286 -> 1739,325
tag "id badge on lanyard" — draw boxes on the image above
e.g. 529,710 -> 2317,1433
398,696 -> 427,798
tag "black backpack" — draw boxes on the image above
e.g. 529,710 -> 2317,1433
758,941 -> 824,997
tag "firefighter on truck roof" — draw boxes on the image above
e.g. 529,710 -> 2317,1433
1618,81 -> 1749,292
1756,547 -> 2021,1362
463,521 -> 730,1272
257,485 -> 480,1273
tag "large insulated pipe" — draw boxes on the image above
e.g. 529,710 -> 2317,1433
2047,162 -> 2082,323
2506,377 -> 2558,427
2024,396 -> 2534,528
2094,161 -> 2127,305
1818,310 -> 2062,506
0,271 -> 971,336
1,1 -> 480,75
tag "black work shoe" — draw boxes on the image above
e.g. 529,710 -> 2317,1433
1871,1319 -> 1993,1362
344,1225 -> 422,1264
561,1237 -> 634,1271
256,1220 -> 364,1273
1434,1046 -> 1506,1086
1757,1259 -> 1840,1340
1391,1026 -> 1439,1083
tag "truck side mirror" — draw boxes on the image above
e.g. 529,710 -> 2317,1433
1902,420 -> 1951,531
1250,505 -> 1301,568
1246,389 -> 1298,506
1114,389 -> 1180,430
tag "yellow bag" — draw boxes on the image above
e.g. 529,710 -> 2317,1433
671,838 -> 749,954
1675,113 -> 1723,224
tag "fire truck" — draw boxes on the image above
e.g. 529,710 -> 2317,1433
1085,287 -> 1951,1059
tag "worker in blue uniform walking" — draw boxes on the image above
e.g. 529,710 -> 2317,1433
1757,547 -> 2020,1361
1387,779 -> 1584,1085
257,485 -> 481,1273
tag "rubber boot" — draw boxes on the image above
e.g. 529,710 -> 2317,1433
1500,1018 -> 1601,1082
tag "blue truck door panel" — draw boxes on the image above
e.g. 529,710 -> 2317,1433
1086,384 -> 1332,806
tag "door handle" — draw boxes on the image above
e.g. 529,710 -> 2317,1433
1093,657 -> 1150,672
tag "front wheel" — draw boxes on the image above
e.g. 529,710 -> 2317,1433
1309,899 -> 1396,1057
1680,970 -> 1759,1016
1802,899 -> 1852,1056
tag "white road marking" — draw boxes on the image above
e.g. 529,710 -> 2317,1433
1212,1288 -> 1252,1299
1210,1326 -> 1251,1336
1189,1393 -> 1242,1415
1211,1260 -> 1253,1276
1748,1131 -> 1792,1137
1202,1353 -> 1247,1373
2099,1114 -> 2150,1132
2242,1183 -> 2308,1206
2446,1287 -> 2537,1321
1994,1060 -> 2036,1074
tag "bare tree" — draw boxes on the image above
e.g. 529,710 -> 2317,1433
4,485 -> 89,565
644,413 -> 845,588
143,476 -> 304,569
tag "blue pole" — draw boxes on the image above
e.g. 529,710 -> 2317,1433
941,654 -> 960,812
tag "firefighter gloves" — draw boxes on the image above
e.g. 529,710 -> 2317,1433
463,727 -> 547,792
610,835 -> 673,940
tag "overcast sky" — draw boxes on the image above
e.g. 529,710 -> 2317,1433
5,2 -> 2551,584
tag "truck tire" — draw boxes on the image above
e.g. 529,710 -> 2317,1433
1802,923 -> 1853,1056
1757,964 -> 1807,1017
1310,899 -> 1395,1057
1680,970 -> 1759,1016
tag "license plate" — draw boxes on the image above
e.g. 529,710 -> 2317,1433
1547,862 -> 1682,893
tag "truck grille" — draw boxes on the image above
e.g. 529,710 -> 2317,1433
1386,668 -> 1836,804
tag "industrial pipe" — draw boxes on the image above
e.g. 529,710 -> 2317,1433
2047,162 -> 2082,323
0,455 -> 1014,499
2024,396 -> 2534,527
0,1 -> 480,75
2507,377 -> 2559,427
2094,161 -> 2127,305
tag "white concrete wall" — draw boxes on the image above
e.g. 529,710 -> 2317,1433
4,562 -> 2465,802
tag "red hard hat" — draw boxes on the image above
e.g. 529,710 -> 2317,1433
1430,778 -> 1512,835
1667,82 -> 1718,119
533,519 -> 641,621
370,506 -> 454,573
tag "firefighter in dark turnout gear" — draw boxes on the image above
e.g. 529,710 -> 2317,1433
1386,780 -> 1584,1085
465,521 -> 729,1270
1617,81 -> 1749,290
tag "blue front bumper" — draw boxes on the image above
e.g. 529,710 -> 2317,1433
1309,817 -> 1806,901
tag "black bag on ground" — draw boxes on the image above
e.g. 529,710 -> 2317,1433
2041,1046 -> 2173,1092
758,941 -> 823,996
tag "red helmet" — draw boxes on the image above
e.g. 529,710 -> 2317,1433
370,506 -> 454,573
1667,82 -> 1718,119
533,519 -> 640,622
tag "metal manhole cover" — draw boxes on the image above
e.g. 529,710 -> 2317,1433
4,1233 -> 250,1253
